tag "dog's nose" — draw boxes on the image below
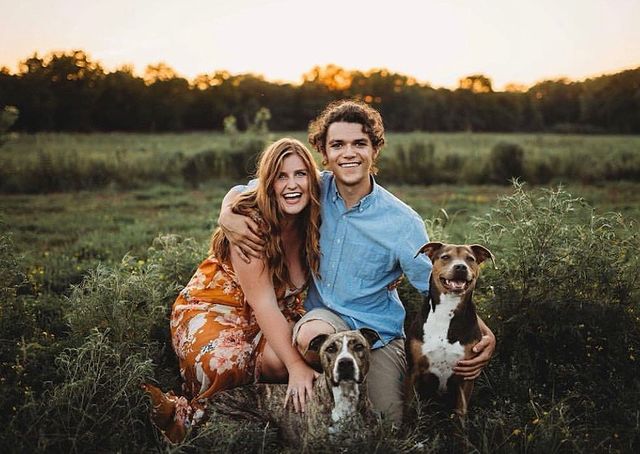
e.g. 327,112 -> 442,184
454,264 -> 467,272
337,358 -> 356,381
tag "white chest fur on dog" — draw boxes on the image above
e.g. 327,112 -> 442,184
421,294 -> 465,392
331,383 -> 360,424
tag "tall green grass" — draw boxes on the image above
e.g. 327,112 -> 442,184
1,183 -> 639,452
2,132 -> 640,193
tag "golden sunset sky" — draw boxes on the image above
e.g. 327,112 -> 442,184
1,0 -> 639,89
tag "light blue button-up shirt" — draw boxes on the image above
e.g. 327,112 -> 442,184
234,171 -> 432,348
305,171 -> 431,348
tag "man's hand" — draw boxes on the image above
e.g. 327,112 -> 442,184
386,275 -> 404,291
454,319 -> 496,380
218,190 -> 265,263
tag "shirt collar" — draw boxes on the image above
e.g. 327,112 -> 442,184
330,174 -> 379,212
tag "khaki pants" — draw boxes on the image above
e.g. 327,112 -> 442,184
292,308 -> 406,424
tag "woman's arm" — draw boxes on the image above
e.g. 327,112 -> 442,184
230,247 -> 317,412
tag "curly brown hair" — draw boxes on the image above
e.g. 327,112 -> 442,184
308,99 -> 385,163
210,138 -> 321,289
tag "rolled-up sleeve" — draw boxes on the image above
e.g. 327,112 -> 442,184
231,178 -> 257,194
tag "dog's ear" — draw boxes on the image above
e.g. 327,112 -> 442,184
470,244 -> 496,268
358,328 -> 381,348
415,242 -> 444,259
307,333 -> 329,353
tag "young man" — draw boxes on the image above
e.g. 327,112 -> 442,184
219,100 -> 495,423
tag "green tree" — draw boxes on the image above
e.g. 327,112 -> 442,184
92,66 -> 149,130
458,74 -> 493,93
529,78 -> 582,130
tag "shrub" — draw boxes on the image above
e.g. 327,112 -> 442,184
0,147 -> 184,193
250,107 -> 271,134
145,234 -> 204,287
472,182 -> 640,440
0,229 -> 23,301
9,330 -> 154,453
487,142 -> 525,184
380,141 -> 436,184
0,232 -> 206,452
475,182 -> 639,308
223,114 -> 238,135
66,234 -> 202,347
0,106 -> 19,147
0,232 -> 69,447
181,137 -> 266,187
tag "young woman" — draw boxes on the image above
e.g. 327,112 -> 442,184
143,138 -> 322,443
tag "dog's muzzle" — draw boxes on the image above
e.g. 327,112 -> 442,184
335,358 -> 358,383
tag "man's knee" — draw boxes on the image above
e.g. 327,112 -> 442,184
367,339 -> 406,425
294,319 -> 335,354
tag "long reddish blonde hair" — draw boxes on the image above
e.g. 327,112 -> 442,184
210,138 -> 321,289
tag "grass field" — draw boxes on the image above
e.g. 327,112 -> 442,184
1,132 -> 639,452
1,131 -> 639,193
4,181 -> 640,284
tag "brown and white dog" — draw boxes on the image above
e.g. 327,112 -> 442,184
406,242 -> 494,417
210,328 -> 380,442
308,328 -> 379,430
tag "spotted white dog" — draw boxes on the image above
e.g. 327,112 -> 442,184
209,328 -> 379,443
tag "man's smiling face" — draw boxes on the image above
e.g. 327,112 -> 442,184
323,121 -> 378,192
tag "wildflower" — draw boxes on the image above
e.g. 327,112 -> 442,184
512,429 -> 522,436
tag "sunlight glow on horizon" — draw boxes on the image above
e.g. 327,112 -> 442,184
1,0 -> 639,90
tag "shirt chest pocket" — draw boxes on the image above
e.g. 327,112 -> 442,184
349,243 -> 392,281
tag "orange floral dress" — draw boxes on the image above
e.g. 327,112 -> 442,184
145,253 -> 305,443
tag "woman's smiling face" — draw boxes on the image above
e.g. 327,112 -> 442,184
273,152 -> 310,218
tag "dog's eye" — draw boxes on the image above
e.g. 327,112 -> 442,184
353,343 -> 365,352
440,254 -> 450,260
325,344 -> 338,353
466,255 -> 476,262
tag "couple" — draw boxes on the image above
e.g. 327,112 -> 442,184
145,100 -> 495,443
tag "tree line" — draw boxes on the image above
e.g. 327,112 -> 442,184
1,50 -> 639,133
